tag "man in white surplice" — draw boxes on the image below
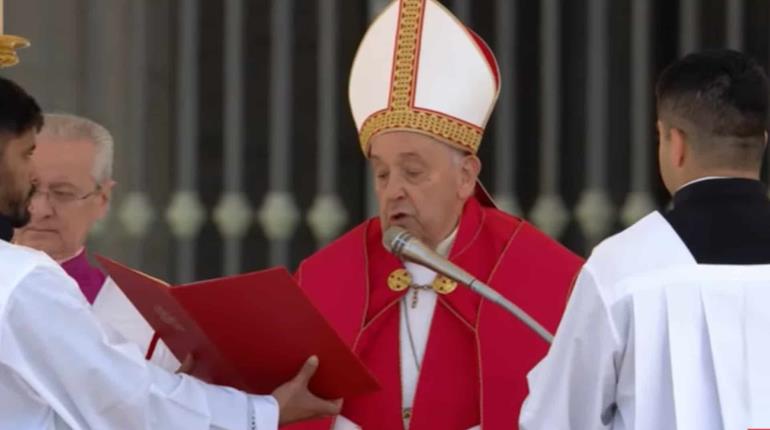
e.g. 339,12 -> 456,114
13,113 -> 178,370
520,50 -> 770,429
0,77 -> 341,428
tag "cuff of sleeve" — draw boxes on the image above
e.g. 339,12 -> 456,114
250,395 -> 279,430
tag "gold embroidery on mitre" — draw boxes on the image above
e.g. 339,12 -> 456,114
357,0 -> 484,156
388,268 -> 412,292
389,0 -> 420,112
432,275 -> 458,295
360,110 -> 483,155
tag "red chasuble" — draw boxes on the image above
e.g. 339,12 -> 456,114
288,197 -> 583,430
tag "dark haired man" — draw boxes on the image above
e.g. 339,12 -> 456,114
0,76 -> 340,428
520,49 -> 770,429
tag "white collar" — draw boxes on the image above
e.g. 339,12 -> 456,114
435,226 -> 458,257
57,247 -> 86,264
676,176 -> 733,193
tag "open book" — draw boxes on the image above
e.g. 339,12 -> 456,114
96,256 -> 379,399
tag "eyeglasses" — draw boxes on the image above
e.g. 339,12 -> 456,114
32,183 -> 102,208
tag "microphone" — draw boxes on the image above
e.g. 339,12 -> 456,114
383,226 -> 554,343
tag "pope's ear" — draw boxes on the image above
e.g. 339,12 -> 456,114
458,155 -> 481,200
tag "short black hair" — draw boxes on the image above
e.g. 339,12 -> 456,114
656,49 -> 769,169
0,76 -> 43,141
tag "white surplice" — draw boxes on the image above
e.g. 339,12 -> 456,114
0,240 -> 278,429
520,211 -> 770,430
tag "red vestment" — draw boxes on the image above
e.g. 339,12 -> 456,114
289,197 -> 583,429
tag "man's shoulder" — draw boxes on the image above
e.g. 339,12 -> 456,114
590,211 -> 671,267
586,211 -> 695,294
481,206 -> 523,233
0,241 -> 63,308
484,207 -> 581,263
298,220 -> 372,269
0,241 -> 57,274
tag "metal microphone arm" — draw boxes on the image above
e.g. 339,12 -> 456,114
465,278 -> 553,343
384,226 -> 554,344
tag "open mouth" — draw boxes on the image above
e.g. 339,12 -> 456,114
389,213 -> 409,224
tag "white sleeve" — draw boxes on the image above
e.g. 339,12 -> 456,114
519,267 -> 621,430
331,415 -> 361,429
0,264 -> 279,430
148,337 -> 183,371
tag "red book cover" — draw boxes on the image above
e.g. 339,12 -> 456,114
96,256 -> 379,400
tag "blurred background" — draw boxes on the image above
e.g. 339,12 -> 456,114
3,0 -> 770,283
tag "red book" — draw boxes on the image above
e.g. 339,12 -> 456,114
96,256 -> 379,399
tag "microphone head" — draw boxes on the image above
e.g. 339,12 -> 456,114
382,226 -> 411,256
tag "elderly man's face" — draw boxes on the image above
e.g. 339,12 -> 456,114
370,131 -> 479,250
14,134 -> 113,261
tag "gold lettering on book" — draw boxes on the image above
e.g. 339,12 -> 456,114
154,305 -> 187,332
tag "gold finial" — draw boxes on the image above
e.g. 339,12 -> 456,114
0,35 -> 30,68
0,1 -> 30,68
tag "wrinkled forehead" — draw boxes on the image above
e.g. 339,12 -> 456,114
32,137 -> 97,183
368,130 -> 469,163
36,131 -> 96,148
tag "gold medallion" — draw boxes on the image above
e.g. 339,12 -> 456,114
387,268 -> 412,292
432,276 -> 458,295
